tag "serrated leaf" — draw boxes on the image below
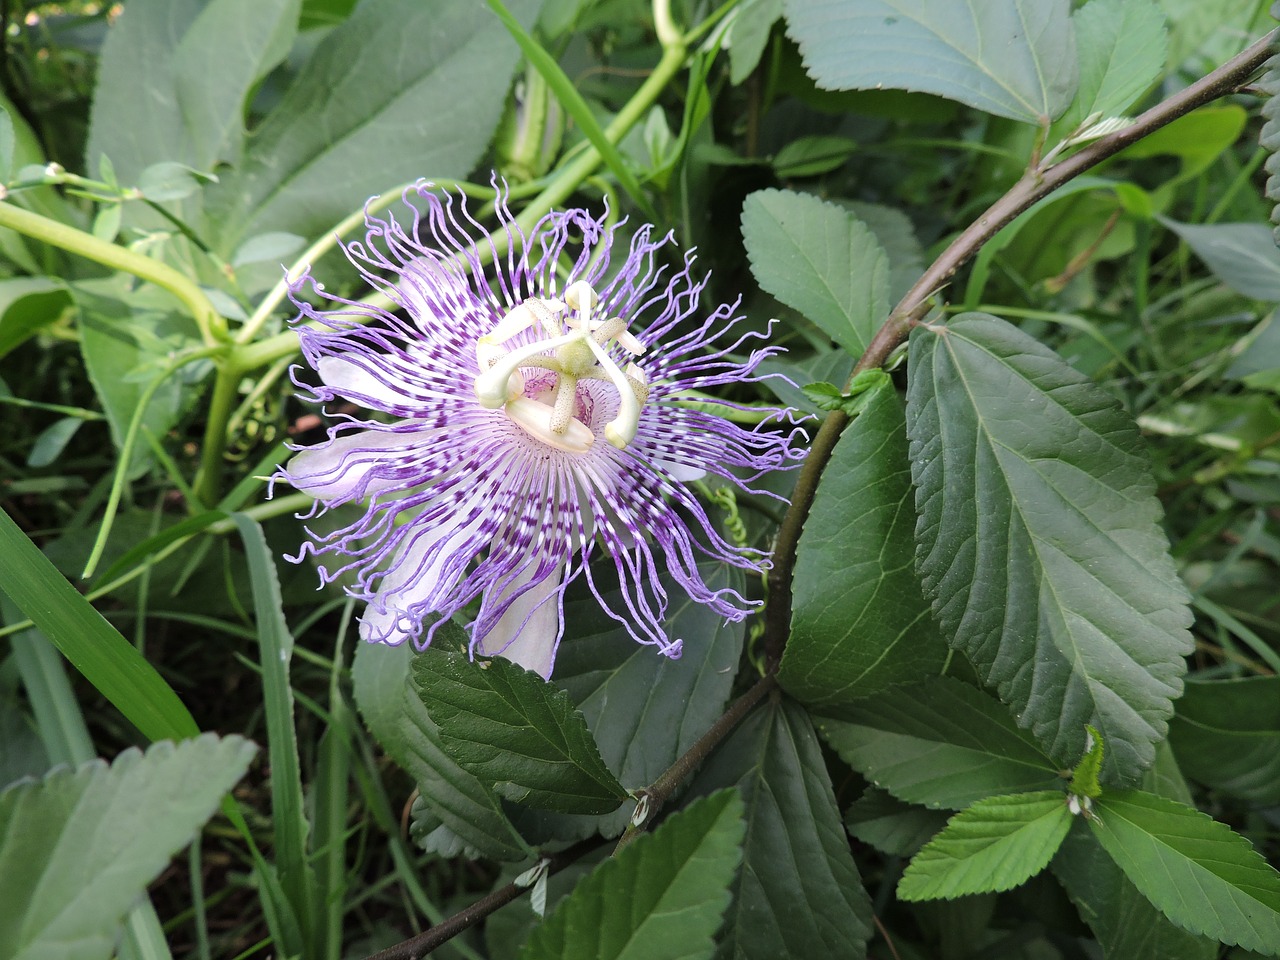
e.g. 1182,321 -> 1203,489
206,0 -> 537,251
845,788 -> 950,857
0,735 -> 256,960
843,200 -> 924,303
520,790 -> 745,960
898,791 -> 1072,901
1090,790 -> 1280,955
1055,0 -> 1167,135
780,385 -> 948,707
351,638 -> 526,861
1161,219 -> 1280,302
412,649 -> 627,815
522,562 -> 745,839
906,313 -> 1193,782
690,700 -> 873,960
742,188 -> 889,358
1169,676 -> 1280,803
1054,824 -> 1218,960
817,678 -> 1060,810
782,0 -> 1079,124
1262,51 -> 1280,242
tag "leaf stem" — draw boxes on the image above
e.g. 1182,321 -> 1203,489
762,26 -> 1279,668
0,200 -> 228,345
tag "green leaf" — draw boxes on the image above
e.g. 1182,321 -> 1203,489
206,0 -> 538,250
0,105 -> 14,185
83,0 -> 204,181
844,788 -> 950,857
899,791 -> 1071,901
0,734 -> 256,960
0,507 -> 200,744
135,162 -> 206,203
26,418 -> 83,469
1161,220 -> 1280,302
689,700 -> 873,959
817,678 -> 1061,810
1090,790 -> 1280,955
525,562 -> 745,838
73,281 -> 194,478
229,516 -> 313,953
351,638 -> 526,861
907,314 -> 1193,782
730,0 -> 783,84
1121,105 -> 1247,180
1262,50 -> 1280,243
520,790 -> 745,960
1169,676 -> 1280,803
412,648 -> 626,815
783,0 -> 1079,124
843,200 -> 924,303
1055,0 -> 1167,133
0,278 -> 71,360
741,188 -> 889,358
780,385 -> 948,707
772,135 -> 857,179
173,0 -> 300,168
1054,823 -> 1218,960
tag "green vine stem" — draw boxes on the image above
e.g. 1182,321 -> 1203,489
0,200 -> 227,346
761,27 -> 1279,670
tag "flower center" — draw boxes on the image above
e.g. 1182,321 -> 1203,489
473,280 -> 649,454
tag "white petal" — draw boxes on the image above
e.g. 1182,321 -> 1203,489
359,509 -> 488,644
286,428 -> 431,500
317,354 -> 406,408
654,457 -> 706,483
474,564 -> 564,679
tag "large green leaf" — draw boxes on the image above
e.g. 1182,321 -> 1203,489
0,508 -> 199,744
206,0 -> 539,250
844,788 -> 950,857
780,384 -> 947,708
690,700 -> 873,959
0,735 -> 255,960
782,0 -> 1079,124
524,563 -> 745,839
1055,0 -> 1166,134
520,790 -> 745,960
351,637 -> 526,861
741,188 -> 889,358
1090,790 -> 1280,955
1161,220 -> 1280,302
1169,676 -> 1280,804
71,278 -> 202,479
412,648 -> 627,815
1054,823 -> 1218,960
173,0 -> 300,169
906,313 -> 1193,782
817,678 -> 1060,810
83,0 -> 203,180
898,791 -> 1072,901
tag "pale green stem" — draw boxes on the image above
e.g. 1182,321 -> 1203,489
82,347 -> 222,578
192,353 -> 247,507
0,201 -> 228,346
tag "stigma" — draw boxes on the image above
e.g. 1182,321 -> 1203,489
473,280 -> 648,453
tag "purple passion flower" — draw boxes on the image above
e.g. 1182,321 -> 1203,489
278,182 -> 804,678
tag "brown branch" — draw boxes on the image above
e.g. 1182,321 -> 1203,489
613,672 -> 778,853
360,838 -> 602,960
763,27 -> 1278,666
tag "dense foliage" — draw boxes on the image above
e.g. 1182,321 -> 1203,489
2,1 -> 1280,958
